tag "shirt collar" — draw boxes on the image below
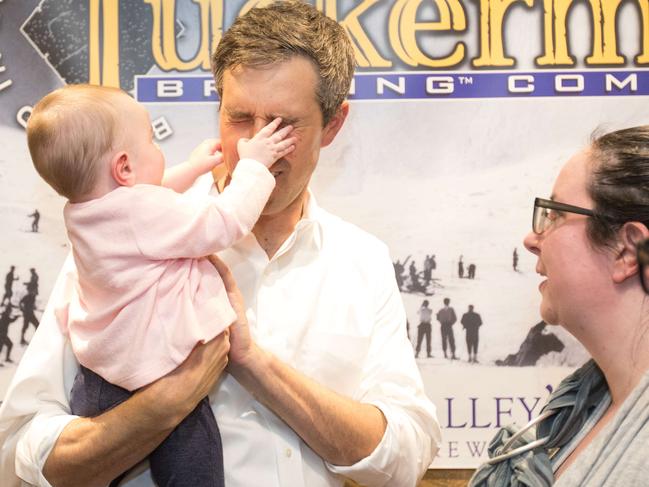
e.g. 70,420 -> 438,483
271,190 -> 323,260
208,169 -> 324,253
295,190 -> 323,251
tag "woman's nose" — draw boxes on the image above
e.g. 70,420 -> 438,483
523,230 -> 541,256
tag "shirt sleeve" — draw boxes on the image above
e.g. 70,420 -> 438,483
0,254 -> 81,487
326,245 -> 441,486
130,158 -> 275,259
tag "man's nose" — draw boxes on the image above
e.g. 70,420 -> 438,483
252,117 -> 268,136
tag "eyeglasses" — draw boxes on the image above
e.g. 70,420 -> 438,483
532,197 -> 595,235
638,239 -> 649,294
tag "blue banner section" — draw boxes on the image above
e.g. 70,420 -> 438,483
135,71 -> 649,103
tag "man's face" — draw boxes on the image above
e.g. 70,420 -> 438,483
218,56 -> 346,216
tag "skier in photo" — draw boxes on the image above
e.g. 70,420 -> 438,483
458,255 -> 464,278
461,305 -> 483,363
393,255 -> 410,291
19,291 -> 39,346
415,300 -> 433,358
513,247 -> 519,271
0,304 -> 19,365
2,266 -> 18,306
409,260 -> 418,284
437,297 -> 458,359
423,255 -> 433,287
28,209 -> 40,232
24,268 -> 39,296
467,263 -> 476,279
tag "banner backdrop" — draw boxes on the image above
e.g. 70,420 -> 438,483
1,0 -> 648,468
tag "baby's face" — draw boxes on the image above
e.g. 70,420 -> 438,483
121,96 -> 166,186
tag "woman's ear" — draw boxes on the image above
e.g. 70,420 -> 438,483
111,151 -> 136,187
612,222 -> 649,283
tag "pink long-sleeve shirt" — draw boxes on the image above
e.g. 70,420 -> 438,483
58,158 -> 274,390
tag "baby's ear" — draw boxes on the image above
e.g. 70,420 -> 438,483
111,151 -> 136,187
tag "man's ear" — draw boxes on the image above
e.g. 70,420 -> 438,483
321,101 -> 349,148
111,151 -> 136,187
612,221 -> 649,284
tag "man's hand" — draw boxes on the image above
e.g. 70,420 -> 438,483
43,330 -> 231,487
146,328 -> 231,422
205,255 -> 387,466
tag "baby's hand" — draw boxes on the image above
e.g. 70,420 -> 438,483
188,138 -> 223,173
237,118 -> 297,168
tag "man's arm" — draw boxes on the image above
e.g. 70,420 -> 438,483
0,255 -> 231,487
211,256 -> 439,478
43,333 -> 230,487
231,343 -> 387,465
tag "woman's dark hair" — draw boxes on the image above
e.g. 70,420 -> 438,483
587,126 -> 649,246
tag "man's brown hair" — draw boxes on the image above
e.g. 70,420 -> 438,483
211,1 -> 355,126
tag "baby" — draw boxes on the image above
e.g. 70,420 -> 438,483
26,84 -> 296,486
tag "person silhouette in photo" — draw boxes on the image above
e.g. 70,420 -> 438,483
393,255 -> 410,291
513,247 -> 519,271
0,304 -> 19,365
24,268 -> 39,296
430,254 -> 437,271
415,300 -> 433,358
422,255 -> 433,287
495,321 -> 565,367
28,209 -> 40,232
409,269 -> 427,294
19,291 -> 39,346
461,305 -> 482,363
2,266 -> 19,306
409,260 -> 418,284
458,255 -> 464,279
467,263 -> 476,279
437,297 -> 457,359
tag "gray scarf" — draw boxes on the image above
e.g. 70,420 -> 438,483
469,360 -> 608,487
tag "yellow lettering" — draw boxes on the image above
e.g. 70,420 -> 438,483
239,0 -> 274,16
638,0 -> 649,63
389,0 -> 466,68
326,0 -> 392,68
586,0 -> 624,64
473,0 -> 533,67
535,0 -> 569,65
145,0 -> 218,71
208,0 -> 224,58
536,0 -> 629,66
315,0 -> 338,17
88,0 -> 120,87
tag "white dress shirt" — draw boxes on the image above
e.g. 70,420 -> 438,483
0,174 -> 441,487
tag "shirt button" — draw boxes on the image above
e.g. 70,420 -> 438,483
285,448 -> 292,458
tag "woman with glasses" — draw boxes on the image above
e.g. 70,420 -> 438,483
471,126 -> 649,487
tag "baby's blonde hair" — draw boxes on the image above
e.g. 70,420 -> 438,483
27,84 -> 127,200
